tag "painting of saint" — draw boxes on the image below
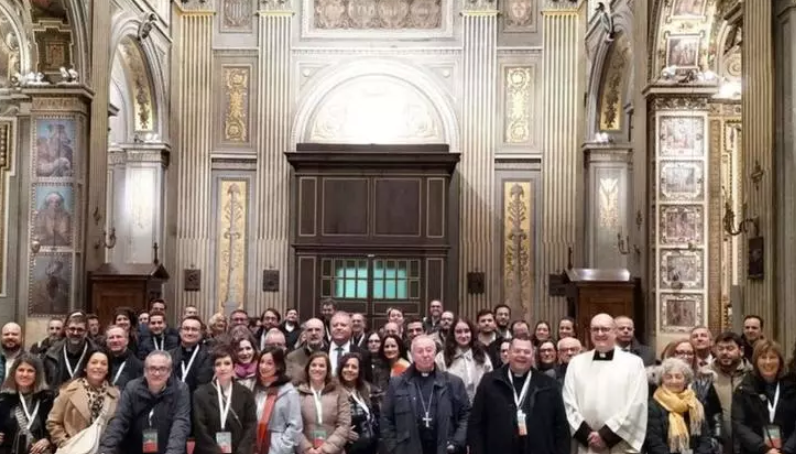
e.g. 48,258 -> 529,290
672,0 -> 706,17
32,186 -> 73,247
35,120 -> 74,177
661,205 -> 703,244
660,162 -> 703,201
667,35 -> 701,68
29,255 -> 71,315
659,117 -> 704,157
663,295 -> 700,329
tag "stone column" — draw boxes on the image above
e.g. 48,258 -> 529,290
539,1 -> 586,316
106,143 -> 169,264
742,0 -> 774,329
775,0 -> 795,345
21,88 -> 92,340
171,5 -> 215,317
460,0 -> 497,315
254,1 -> 293,314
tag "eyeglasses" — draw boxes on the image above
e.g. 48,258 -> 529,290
590,327 -> 612,333
146,366 -> 170,374
67,327 -> 86,334
674,350 -> 695,357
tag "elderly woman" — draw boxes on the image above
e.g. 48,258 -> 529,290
0,355 -> 53,454
645,357 -> 713,454
732,340 -> 796,454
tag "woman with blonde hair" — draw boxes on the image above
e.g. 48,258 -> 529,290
645,357 -> 712,454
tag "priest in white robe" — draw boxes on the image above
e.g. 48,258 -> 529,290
563,313 -> 648,454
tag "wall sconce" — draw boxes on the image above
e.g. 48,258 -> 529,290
617,231 -> 641,256
30,237 -> 41,254
95,228 -> 117,249
723,202 -> 758,237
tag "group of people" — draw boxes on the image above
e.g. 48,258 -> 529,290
0,298 -> 790,454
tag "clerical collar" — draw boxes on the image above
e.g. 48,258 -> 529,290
414,367 -> 435,378
593,349 -> 615,361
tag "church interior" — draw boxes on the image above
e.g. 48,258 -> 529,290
0,0 -> 790,351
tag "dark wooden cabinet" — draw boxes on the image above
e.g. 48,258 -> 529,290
87,263 -> 169,325
286,144 -> 460,325
564,268 -> 639,349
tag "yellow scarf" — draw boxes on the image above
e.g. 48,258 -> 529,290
653,386 -> 704,453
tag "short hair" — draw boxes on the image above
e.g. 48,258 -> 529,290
86,314 -> 98,322
149,310 -> 166,322
405,316 -> 423,327
105,324 -> 126,336
752,339 -> 785,378
262,308 -> 282,322
387,307 -> 403,317
510,320 -> 530,332
510,333 -> 533,348
656,357 -> 695,386
150,298 -> 167,308
493,304 -> 511,314
66,313 -> 87,326
320,298 -> 337,309
410,334 -> 437,353
210,345 -> 236,363
181,315 -> 203,327
690,325 -> 710,334
475,309 -> 493,322
744,315 -> 764,328
145,350 -> 173,368
714,331 -> 743,347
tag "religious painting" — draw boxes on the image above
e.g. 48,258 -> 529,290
0,10 -> 21,87
660,249 -> 704,290
31,184 -> 73,248
660,205 -> 703,245
659,161 -> 704,201
661,293 -> 703,332
659,116 -> 705,157
666,35 -> 701,69
34,119 -> 75,178
671,0 -> 707,18
29,252 -> 71,316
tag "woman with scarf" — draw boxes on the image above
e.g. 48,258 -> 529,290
645,357 -> 713,454
0,354 -> 53,454
235,337 -> 258,390
732,340 -> 796,454
434,317 -> 492,403
47,350 -> 120,449
253,346 -> 302,454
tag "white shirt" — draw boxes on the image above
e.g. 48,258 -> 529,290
329,340 -> 351,375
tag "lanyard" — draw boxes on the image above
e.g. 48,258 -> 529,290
311,388 -> 324,425
63,343 -> 88,379
148,409 -> 154,428
112,361 -> 127,386
217,381 -> 233,430
180,346 -> 200,381
153,337 -> 163,351
350,391 -> 370,417
20,396 -> 40,431
507,369 -> 532,410
767,383 -> 780,423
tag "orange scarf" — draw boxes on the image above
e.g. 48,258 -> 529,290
256,388 -> 279,454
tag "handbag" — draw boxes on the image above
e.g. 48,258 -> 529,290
54,401 -> 110,454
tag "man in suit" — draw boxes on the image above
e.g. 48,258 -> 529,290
328,311 -> 373,382
615,316 -> 656,367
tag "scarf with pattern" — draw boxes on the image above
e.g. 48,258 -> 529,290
653,386 -> 704,453
81,379 -> 108,423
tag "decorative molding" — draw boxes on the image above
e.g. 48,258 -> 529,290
291,46 -> 462,56
300,0 -> 453,38
221,0 -> 254,32
216,178 -> 248,313
502,0 -> 537,32
0,120 -> 12,296
502,181 -> 533,320
118,37 -> 155,132
222,66 -> 250,143
651,96 -> 709,111
503,66 -> 534,144
598,33 -> 630,131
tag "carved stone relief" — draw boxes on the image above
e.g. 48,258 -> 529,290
118,38 -> 155,132
223,67 -> 250,143
0,8 -> 20,87
221,0 -> 254,32
313,0 -> 442,29
503,66 -> 534,144
502,181 -> 533,320
216,179 -> 248,313
598,33 -> 630,131
502,0 -> 536,33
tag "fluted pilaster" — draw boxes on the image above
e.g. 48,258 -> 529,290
254,3 -> 293,315
460,0 -> 497,316
173,8 -> 214,317
539,3 -> 585,319
86,0 -> 112,273
741,0 -> 774,328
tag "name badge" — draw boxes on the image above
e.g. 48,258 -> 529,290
516,410 -> 527,436
216,432 -> 232,453
765,425 -> 782,449
312,429 -> 327,449
142,429 -> 158,453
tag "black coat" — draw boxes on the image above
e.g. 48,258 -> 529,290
168,344 -> 214,394
732,374 -> 796,454
467,366 -> 570,454
645,398 -> 713,454
109,350 -> 144,391
192,382 -> 257,454
137,333 -> 179,360
98,377 -> 192,454
380,366 -> 470,454
0,390 -> 53,454
43,339 -> 100,390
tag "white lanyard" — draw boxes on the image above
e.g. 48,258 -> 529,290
216,381 -> 233,430
153,337 -> 163,351
19,396 -> 40,431
767,383 -> 780,423
350,391 -> 370,417
63,343 -> 88,378
112,361 -> 126,386
311,388 -> 324,424
507,369 -> 532,409
180,346 -> 200,381
148,409 -> 154,428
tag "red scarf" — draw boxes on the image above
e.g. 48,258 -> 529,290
256,386 -> 279,454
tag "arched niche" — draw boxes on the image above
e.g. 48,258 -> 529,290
110,36 -> 158,139
591,32 -> 632,137
293,60 -> 459,150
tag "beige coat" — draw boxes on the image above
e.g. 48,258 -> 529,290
297,382 -> 351,454
46,380 -> 120,448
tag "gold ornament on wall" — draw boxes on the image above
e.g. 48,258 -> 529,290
223,67 -> 249,143
504,67 -> 533,144
216,180 -> 248,313
119,38 -> 155,132
503,182 -> 533,320
598,33 -> 630,131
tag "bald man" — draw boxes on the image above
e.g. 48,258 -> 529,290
0,322 -> 23,379
562,314 -> 648,454
286,317 -> 326,382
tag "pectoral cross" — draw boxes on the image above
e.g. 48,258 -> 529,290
422,412 -> 432,428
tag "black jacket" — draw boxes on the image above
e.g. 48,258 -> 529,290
168,344 -> 214,394
99,376 -> 192,454
0,390 -> 54,454
732,374 -> 796,454
467,366 -> 570,454
645,398 -> 714,454
43,339 -> 100,390
137,332 -> 179,360
109,350 -> 144,391
380,366 -> 470,454
192,382 -> 257,454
